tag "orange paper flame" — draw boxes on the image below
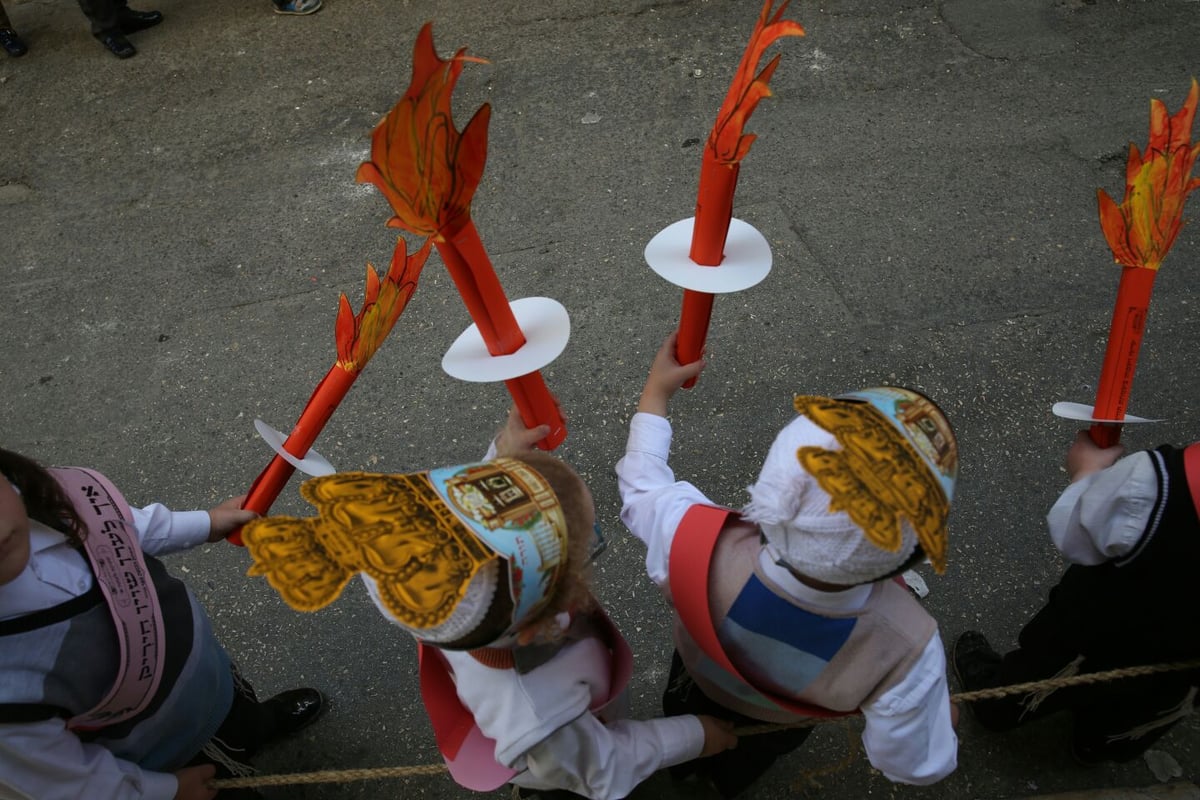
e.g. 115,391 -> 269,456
707,0 -> 805,166
230,238 -> 432,544
336,237 -> 432,372
1088,79 -> 1199,448
354,23 -> 567,450
355,23 -> 490,240
677,1 -> 804,387
1097,78 -> 1200,271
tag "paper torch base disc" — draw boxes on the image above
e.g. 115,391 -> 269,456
442,296 -> 571,383
1051,402 -> 1163,425
253,419 -> 338,477
643,217 -> 772,293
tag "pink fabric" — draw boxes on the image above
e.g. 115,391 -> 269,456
51,467 -> 166,732
417,606 -> 634,791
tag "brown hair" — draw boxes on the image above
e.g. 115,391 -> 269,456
0,448 -> 85,543
443,451 -> 595,650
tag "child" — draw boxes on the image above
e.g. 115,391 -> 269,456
616,334 -> 961,797
954,430 -> 1200,763
0,447 -> 326,800
240,408 -> 738,800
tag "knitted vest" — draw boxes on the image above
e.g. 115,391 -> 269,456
673,509 -> 936,723
1046,444 -> 1200,669
0,475 -> 234,771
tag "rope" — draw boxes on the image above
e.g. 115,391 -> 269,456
731,657 -> 1200,736
210,764 -> 447,789
210,657 -> 1200,790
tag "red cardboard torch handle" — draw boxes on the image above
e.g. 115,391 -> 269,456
228,365 -> 358,545
676,158 -> 740,388
1089,266 -> 1157,448
438,220 -> 567,450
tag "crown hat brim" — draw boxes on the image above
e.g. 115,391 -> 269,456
241,459 -> 570,647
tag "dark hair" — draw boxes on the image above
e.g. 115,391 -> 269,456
0,448 -> 85,543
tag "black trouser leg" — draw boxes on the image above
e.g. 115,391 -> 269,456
75,0 -> 129,34
661,650 -> 812,799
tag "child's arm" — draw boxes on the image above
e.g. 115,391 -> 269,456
616,333 -> 713,588
132,495 -> 257,554
859,632 -> 957,785
516,711 -> 735,799
0,717 -> 204,799
1047,431 -> 1159,566
636,331 -> 706,417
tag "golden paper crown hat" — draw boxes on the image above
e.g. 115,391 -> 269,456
241,457 -> 568,647
743,387 -> 957,584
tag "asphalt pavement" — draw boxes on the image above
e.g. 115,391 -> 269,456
2,0 -> 1198,798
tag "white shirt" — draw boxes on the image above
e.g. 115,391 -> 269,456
0,504 -> 210,800
1046,451 -> 1158,565
616,411 -> 958,785
443,641 -> 703,799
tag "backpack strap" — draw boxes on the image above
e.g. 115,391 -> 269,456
669,504 -> 845,719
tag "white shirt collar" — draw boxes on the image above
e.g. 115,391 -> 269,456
757,549 -> 873,611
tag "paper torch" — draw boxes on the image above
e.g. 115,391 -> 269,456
644,0 -> 804,387
229,237 -> 431,545
356,23 -> 569,449
1061,79 -> 1199,447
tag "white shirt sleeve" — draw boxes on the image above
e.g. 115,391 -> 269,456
0,718 -> 178,800
859,632 -> 958,785
446,636 -> 705,800
615,412 -> 716,589
1046,451 -> 1159,565
130,505 -> 211,557
515,712 -> 703,800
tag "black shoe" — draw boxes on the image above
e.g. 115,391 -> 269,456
95,30 -> 136,58
118,8 -> 163,34
0,27 -> 27,57
952,630 -> 1003,691
262,688 -> 326,739
1070,740 -> 1107,767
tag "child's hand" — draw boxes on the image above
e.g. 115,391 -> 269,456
172,763 -> 217,800
493,406 -> 552,457
697,714 -> 738,757
638,332 -> 706,416
1065,430 -> 1125,482
206,495 -> 259,543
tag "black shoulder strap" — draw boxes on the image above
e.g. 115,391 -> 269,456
0,584 -> 104,637
0,703 -> 72,723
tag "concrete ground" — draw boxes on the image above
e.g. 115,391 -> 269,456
2,0 -> 1198,797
